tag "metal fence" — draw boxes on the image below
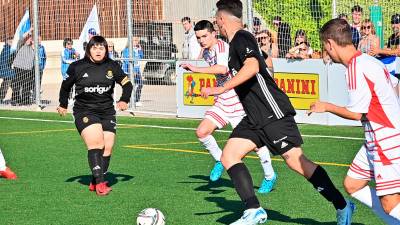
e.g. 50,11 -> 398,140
0,0 -> 397,116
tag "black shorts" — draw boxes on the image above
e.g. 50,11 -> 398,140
230,116 -> 303,155
73,113 -> 117,135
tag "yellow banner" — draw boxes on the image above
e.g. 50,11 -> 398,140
273,73 -> 319,110
183,73 -> 216,106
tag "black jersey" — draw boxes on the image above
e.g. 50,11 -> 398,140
228,30 -> 296,127
59,57 -> 132,115
387,34 -> 400,49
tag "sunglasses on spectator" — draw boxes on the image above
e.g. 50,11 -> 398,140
66,42 -> 72,45
108,45 -> 114,47
361,26 -> 371,29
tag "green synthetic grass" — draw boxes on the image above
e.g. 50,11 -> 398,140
0,110 -> 384,225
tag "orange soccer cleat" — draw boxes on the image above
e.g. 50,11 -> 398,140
0,167 -> 17,180
89,182 -> 96,192
95,182 -> 112,196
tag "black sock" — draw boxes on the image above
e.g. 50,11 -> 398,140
88,149 -> 104,184
308,165 -> 347,210
227,163 -> 260,209
102,155 -> 111,174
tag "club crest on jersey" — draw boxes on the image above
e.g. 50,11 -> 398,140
83,117 -> 89,123
106,70 -> 113,79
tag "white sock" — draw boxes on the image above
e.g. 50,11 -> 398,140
199,135 -> 222,161
351,186 -> 399,224
256,146 -> 275,180
0,149 -> 7,171
389,203 -> 400,220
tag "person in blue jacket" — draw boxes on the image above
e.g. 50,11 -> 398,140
0,39 -> 16,103
61,38 -> 79,80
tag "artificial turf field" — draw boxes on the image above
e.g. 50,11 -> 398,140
0,110 -> 385,225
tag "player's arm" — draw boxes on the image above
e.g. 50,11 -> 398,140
307,101 -> 362,120
181,63 -> 227,75
58,64 -> 77,116
114,63 -> 133,111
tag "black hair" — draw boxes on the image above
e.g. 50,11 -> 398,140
63,38 -> 73,48
391,14 -> 400,24
337,13 -> 347,19
194,20 -> 215,32
273,16 -> 282,22
216,0 -> 242,19
84,35 -> 109,61
351,5 -> 363,13
181,16 -> 191,23
253,17 -> 261,26
320,18 -> 352,47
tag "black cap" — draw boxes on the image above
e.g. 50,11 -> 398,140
253,17 -> 261,26
391,14 -> 400,24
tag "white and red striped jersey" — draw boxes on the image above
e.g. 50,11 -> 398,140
202,39 -> 244,117
346,51 -> 400,165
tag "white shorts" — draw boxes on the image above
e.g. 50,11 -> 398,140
204,106 -> 245,129
347,144 -> 400,196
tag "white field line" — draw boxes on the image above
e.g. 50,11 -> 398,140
0,116 -> 363,140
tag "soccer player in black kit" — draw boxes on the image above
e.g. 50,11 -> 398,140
199,1 -> 355,224
57,36 -> 133,196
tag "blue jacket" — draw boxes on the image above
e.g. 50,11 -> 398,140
61,48 -> 78,78
0,44 -> 16,78
121,47 -> 143,74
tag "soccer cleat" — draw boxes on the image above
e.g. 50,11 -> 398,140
258,172 -> 277,194
89,182 -> 96,192
336,199 -> 355,225
230,207 -> 268,225
0,167 -> 17,180
210,161 -> 224,182
96,182 -> 112,196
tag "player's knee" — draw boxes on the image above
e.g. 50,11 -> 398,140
380,195 -> 400,214
220,153 -> 235,170
196,127 -> 211,139
343,177 -> 358,195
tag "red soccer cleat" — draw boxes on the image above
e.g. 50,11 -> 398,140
89,182 -> 96,192
96,182 -> 112,196
0,167 -> 17,180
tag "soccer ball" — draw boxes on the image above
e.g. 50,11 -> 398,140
136,208 -> 165,225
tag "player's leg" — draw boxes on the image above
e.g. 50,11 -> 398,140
199,109 -> 227,181
345,145 -> 399,223
254,146 -> 277,194
103,132 -> 115,176
77,115 -> 110,196
0,148 -> 17,180
282,147 -> 354,224
222,137 -> 267,225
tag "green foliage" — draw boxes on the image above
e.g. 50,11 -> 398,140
254,0 -> 398,51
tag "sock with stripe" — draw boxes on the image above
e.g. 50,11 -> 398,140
88,149 -> 104,184
256,146 -> 275,179
308,165 -> 347,210
351,186 -> 399,223
227,163 -> 260,209
199,135 -> 222,161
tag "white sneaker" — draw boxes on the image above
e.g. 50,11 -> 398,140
230,207 -> 268,225
135,102 -> 142,107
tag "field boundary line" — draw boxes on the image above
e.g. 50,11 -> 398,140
0,116 -> 363,140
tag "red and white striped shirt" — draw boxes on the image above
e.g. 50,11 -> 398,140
346,52 -> 400,165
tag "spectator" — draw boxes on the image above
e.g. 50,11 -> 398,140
358,19 -> 380,55
0,38 -> 16,104
11,28 -> 35,106
37,36 -> 46,96
121,36 -> 144,106
338,13 -> 361,48
253,17 -> 262,34
256,29 -> 278,69
270,15 -> 280,44
107,41 -> 120,60
61,38 -> 79,80
286,29 -> 312,59
213,20 -> 228,42
277,22 -> 291,58
181,17 -> 201,59
351,5 -> 363,32
370,14 -> 400,56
